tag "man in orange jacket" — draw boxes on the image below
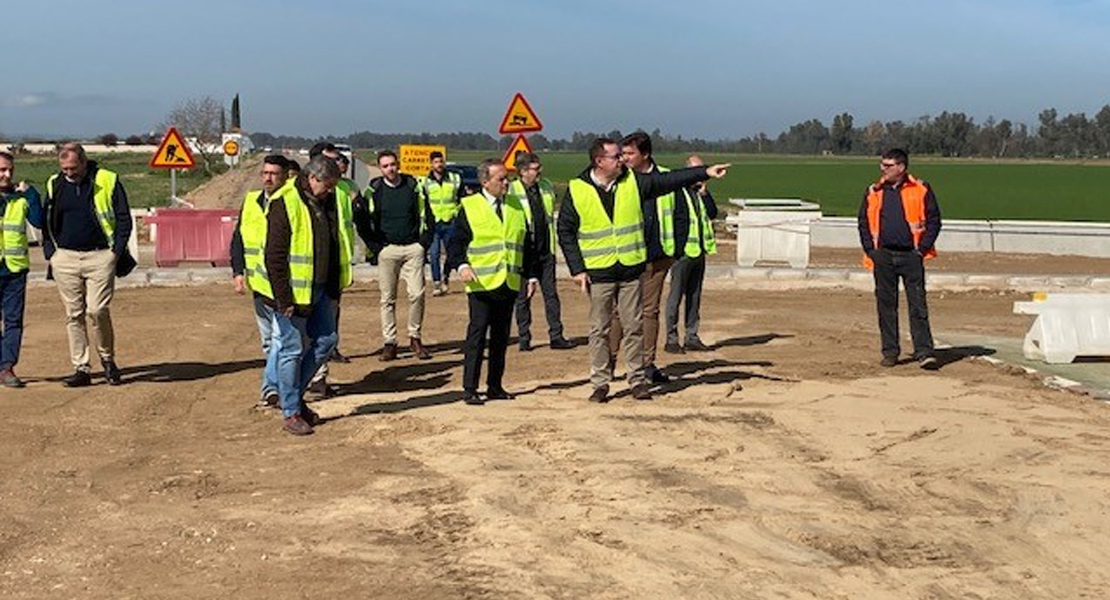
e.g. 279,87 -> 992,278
857,148 -> 942,370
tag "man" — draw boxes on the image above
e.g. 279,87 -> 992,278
264,155 -> 351,435
446,159 -> 539,405
360,150 -> 435,361
0,151 -> 45,388
43,143 -> 133,387
857,148 -> 942,370
230,154 -> 289,408
664,154 -> 718,353
421,151 -> 462,296
557,137 -> 728,403
608,132 -> 688,384
508,151 -> 575,352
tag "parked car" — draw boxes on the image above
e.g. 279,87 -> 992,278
445,163 -> 481,196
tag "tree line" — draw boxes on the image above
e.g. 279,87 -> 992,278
247,105 -> 1110,159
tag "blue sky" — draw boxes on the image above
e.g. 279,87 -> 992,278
3,0 -> 1108,140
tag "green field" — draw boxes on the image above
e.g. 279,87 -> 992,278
11,151 -> 1110,220
8,153 -> 215,209
446,151 -> 1110,221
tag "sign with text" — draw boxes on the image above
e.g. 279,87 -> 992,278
501,135 -> 533,171
150,127 -> 196,169
498,93 -> 543,134
399,144 -> 447,177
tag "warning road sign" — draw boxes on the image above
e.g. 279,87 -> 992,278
150,127 -> 196,169
498,93 -> 543,134
501,135 -> 534,171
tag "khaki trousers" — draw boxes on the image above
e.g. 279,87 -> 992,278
378,242 -> 426,344
590,278 -> 645,389
608,257 -> 674,368
50,248 -> 117,370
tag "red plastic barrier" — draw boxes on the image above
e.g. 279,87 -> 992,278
144,208 -> 239,267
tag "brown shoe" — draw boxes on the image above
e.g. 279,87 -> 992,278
380,343 -> 398,362
282,414 -> 314,436
588,385 -> 610,403
410,338 -> 432,360
631,384 -> 653,401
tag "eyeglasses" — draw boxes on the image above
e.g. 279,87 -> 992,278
603,154 -> 621,161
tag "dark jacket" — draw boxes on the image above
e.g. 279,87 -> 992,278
357,174 -> 434,259
856,178 -> 942,254
641,162 -> 691,262
674,184 -> 719,258
556,165 -> 711,283
264,176 -> 341,313
444,194 -> 542,290
42,161 -> 132,260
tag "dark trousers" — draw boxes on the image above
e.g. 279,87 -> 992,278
463,286 -> 516,392
872,248 -> 934,359
0,271 -> 28,371
515,253 -> 564,344
665,255 -> 706,345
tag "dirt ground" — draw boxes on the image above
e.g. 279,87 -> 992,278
2,269 -> 1109,599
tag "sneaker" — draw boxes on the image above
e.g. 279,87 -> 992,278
432,282 -> 445,297
588,385 -> 610,404
0,368 -> 26,388
684,338 -> 712,352
919,356 -> 940,371
880,356 -> 899,368
631,384 -> 653,401
664,341 -> 685,354
103,361 -> 122,386
282,414 -> 314,436
380,343 -> 398,362
649,367 -> 670,384
63,369 -> 92,388
258,391 -> 279,409
549,338 -> 577,350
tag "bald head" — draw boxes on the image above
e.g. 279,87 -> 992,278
686,154 -> 705,168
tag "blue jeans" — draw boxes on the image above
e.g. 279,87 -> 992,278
0,271 -> 28,371
429,221 -> 455,284
272,287 -> 338,418
252,295 -> 279,399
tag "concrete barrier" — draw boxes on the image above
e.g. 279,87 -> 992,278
1014,293 -> 1110,363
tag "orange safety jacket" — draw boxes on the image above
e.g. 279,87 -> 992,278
861,174 -> 937,270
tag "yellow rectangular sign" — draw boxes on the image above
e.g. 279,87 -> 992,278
399,144 -> 447,177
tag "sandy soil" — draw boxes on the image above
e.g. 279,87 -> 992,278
2,275 -> 1108,599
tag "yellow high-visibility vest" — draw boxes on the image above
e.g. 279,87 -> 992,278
568,171 -> 646,270
0,193 -> 30,272
507,178 -> 557,255
460,193 -> 526,293
421,171 -> 462,223
681,188 -> 717,258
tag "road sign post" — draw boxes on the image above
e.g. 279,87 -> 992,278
150,127 -> 196,204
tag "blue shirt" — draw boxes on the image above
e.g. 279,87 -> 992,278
0,186 -> 44,276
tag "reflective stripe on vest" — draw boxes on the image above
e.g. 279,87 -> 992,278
47,168 -> 119,243
681,188 -> 717,259
507,178 -> 557,255
239,190 -> 273,297
422,171 -> 461,223
861,174 -> 937,270
279,186 -> 354,304
461,193 -> 526,293
0,195 -> 30,272
654,165 -> 676,257
568,172 -> 646,270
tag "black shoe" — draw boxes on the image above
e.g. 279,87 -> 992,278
919,356 -> 940,371
307,379 -> 334,400
549,338 -> 576,350
631,384 -> 653,401
462,390 -> 485,405
664,341 -> 685,354
103,361 -> 122,386
519,340 -> 533,352
301,405 -> 322,426
649,367 -> 670,384
684,339 -> 711,352
63,370 -> 92,388
258,391 -> 279,409
880,356 -> 899,368
486,387 -> 515,400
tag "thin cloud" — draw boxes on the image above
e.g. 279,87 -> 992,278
2,92 -> 128,109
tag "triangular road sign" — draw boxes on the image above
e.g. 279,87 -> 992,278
498,93 -> 543,134
150,127 -> 196,169
501,135 -> 534,171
